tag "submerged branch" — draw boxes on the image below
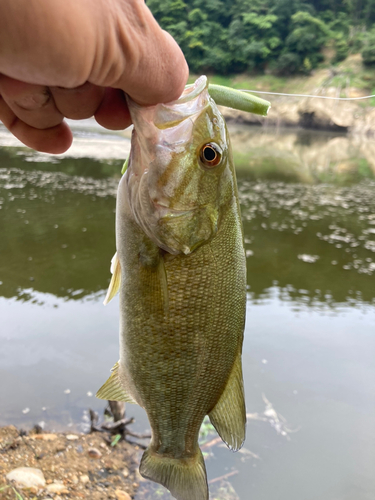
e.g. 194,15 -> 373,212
208,470 -> 239,485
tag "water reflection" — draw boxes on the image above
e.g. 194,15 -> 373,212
0,291 -> 118,429
0,155 -> 119,300
238,179 -> 375,306
231,125 -> 375,185
1,142 -> 374,306
0,124 -> 375,500
0,146 -> 124,179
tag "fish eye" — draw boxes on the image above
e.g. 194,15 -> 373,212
200,143 -> 222,168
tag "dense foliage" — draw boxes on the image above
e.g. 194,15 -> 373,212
146,0 -> 375,74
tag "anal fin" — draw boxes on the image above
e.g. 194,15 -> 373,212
96,362 -> 137,404
208,350 -> 246,451
103,252 -> 121,305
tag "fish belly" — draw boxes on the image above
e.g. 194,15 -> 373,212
116,189 -> 246,500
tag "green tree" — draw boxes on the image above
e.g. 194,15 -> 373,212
364,0 -> 375,25
145,0 -> 375,75
284,11 -> 330,71
362,28 -> 375,64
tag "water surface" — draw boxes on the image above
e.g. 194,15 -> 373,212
0,123 -> 374,500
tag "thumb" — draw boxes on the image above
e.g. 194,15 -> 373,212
106,0 -> 188,106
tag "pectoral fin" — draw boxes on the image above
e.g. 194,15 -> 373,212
103,252 -> 121,305
208,350 -> 246,451
139,242 -> 169,314
157,254 -> 169,314
96,362 -> 137,404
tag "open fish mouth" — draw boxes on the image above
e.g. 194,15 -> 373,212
150,75 -> 210,130
172,75 -> 208,104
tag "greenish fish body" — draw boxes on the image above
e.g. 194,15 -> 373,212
97,76 -> 247,500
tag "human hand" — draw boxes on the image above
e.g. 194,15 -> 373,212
0,0 -> 188,153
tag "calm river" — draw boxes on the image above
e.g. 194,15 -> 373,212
0,121 -> 374,500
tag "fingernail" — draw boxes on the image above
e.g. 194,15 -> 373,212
16,90 -> 51,110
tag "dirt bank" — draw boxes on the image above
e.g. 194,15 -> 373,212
0,425 -> 140,500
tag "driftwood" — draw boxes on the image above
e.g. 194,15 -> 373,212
109,401 -> 125,422
89,401 -> 151,447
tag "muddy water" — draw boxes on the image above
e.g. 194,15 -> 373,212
0,123 -> 374,500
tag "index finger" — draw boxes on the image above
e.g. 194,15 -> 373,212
0,94 -> 72,153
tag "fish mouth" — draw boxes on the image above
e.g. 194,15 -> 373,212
171,75 -> 208,105
128,76 -> 210,131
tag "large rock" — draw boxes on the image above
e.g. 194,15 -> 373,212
353,107 -> 375,136
298,96 -> 357,130
272,101 -> 300,126
6,467 -> 46,489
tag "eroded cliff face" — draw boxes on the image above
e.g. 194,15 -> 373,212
221,82 -> 375,136
221,89 -> 375,135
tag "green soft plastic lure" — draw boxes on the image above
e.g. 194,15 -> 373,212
208,83 -> 271,116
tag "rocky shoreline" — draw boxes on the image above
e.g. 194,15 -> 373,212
0,425 -> 140,500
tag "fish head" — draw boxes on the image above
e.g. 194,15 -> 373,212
125,75 -> 235,255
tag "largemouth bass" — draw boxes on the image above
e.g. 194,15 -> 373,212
97,75 -> 247,500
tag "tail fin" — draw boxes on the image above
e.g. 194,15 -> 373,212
139,447 -> 208,500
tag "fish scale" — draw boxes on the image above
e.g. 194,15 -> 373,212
97,76 -> 247,500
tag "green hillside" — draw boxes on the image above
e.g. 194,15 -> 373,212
146,0 -> 375,76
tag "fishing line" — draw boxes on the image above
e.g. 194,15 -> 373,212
238,90 -> 375,101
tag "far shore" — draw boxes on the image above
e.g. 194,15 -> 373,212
198,55 -> 375,136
